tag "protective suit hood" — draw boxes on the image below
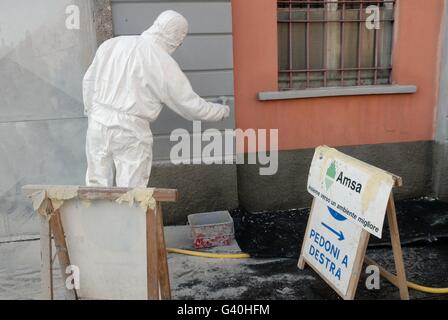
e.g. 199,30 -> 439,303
141,10 -> 189,55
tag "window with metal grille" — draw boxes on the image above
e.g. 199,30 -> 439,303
278,0 -> 395,90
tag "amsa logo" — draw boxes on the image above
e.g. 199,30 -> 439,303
325,161 -> 363,194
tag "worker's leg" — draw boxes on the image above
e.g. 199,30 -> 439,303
111,129 -> 153,188
85,118 -> 114,187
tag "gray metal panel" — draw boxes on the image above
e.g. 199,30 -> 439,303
185,70 -> 234,97
112,1 -> 232,35
152,131 -> 235,162
151,98 -> 235,136
173,35 -> 233,71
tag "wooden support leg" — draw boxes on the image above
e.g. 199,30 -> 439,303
40,215 -> 53,300
386,193 -> 410,300
146,207 -> 159,300
156,202 -> 171,300
364,256 -> 401,288
346,230 -> 370,300
50,210 -> 78,300
298,256 -> 306,270
298,198 -> 316,270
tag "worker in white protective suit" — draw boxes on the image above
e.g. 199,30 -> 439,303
83,10 -> 230,188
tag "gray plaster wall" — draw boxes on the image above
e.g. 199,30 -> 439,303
238,141 -> 434,212
0,0 -> 97,239
434,2 -> 448,200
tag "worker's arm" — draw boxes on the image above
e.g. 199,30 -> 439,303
82,53 -> 99,116
161,59 -> 230,121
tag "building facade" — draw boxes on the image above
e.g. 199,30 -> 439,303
1,0 -> 447,240
232,0 -> 448,211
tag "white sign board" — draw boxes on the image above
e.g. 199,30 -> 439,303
62,199 -> 148,300
307,146 -> 395,238
301,200 -> 364,296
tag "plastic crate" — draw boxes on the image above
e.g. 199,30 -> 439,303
187,211 -> 235,249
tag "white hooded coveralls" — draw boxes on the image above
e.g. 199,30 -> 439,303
83,10 -> 230,187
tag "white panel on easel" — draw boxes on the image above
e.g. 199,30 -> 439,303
60,199 -> 147,300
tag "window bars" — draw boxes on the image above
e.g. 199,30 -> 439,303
278,0 -> 395,90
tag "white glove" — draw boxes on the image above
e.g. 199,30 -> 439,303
218,96 -> 230,120
222,105 -> 230,120
219,96 -> 229,106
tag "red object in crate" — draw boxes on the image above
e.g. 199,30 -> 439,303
188,211 -> 235,249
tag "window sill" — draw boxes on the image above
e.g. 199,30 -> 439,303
257,85 -> 417,101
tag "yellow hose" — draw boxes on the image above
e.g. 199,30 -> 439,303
166,247 -> 250,259
407,281 -> 448,294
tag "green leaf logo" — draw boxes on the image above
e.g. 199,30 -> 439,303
325,161 -> 336,191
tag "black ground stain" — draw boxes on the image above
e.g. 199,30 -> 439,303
230,198 -> 448,259
202,198 -> 448,300
175,244 -> 448,300
174,199 -> 448,300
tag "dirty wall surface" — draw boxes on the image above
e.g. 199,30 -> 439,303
0,0 -> 96,239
